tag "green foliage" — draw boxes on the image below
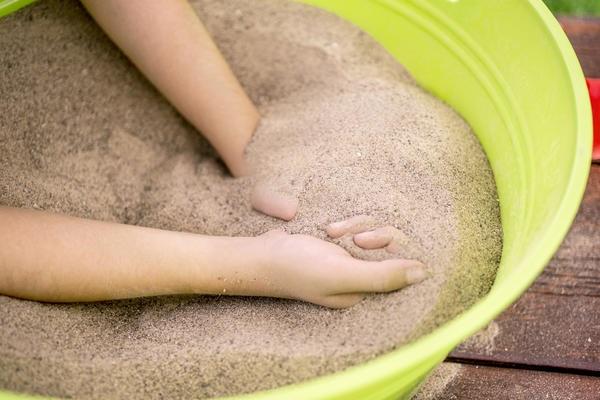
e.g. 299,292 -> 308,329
543,0 -> 600,15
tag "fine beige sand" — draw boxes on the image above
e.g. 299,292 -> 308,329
0,0 -> 502,399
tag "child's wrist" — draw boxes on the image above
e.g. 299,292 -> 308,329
190,234 -> 270,296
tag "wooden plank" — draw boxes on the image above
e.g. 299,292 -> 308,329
529,165 -> 600,298
451,165 -> 600,372
560,16 -> 600,77
434,363 -> 600,400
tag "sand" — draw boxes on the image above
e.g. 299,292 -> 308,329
456,321 -> 500,356
0,0 -> 502,399
413,362 -> 462,400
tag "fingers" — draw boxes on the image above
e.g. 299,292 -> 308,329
353,226 -> 395,249
324,216 -> 428,298
251,183 -> 298,221
353,225 -> 409,254
337,257 -> 429,294
329,217 -> 408,254
326,215 -> 376,239
385,238 -> 405,254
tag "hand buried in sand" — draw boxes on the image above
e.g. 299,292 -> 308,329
326,215 -> 414,254
251,181 -> 299,221
259,229 -> 427,308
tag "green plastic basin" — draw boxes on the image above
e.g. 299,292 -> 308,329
0,0 -> 592,399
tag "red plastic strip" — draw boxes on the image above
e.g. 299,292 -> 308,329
587,78 -> 600,161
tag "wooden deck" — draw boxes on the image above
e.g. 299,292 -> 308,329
433,16 -> 600,399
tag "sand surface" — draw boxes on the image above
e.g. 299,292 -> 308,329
0,0 -> 502,398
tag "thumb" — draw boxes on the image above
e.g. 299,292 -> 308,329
336,257 -> 429,294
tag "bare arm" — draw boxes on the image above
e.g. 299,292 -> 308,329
81,0 -> 259,177
0,207 -> 426,307
0,206 -> 265,302
82,0 -> 306,220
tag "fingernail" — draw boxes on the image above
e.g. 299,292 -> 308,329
406,264 -> 429,284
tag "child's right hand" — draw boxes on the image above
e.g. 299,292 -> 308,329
256,229 -> 428,308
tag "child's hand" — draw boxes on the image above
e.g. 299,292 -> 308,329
258,229 -> 427,308
326,215 -> 412,254
250,182 -> 299,221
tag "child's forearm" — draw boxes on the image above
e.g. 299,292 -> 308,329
0,207 -> 266,302
81,0 -> 259,177
0,207 -> 427,307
